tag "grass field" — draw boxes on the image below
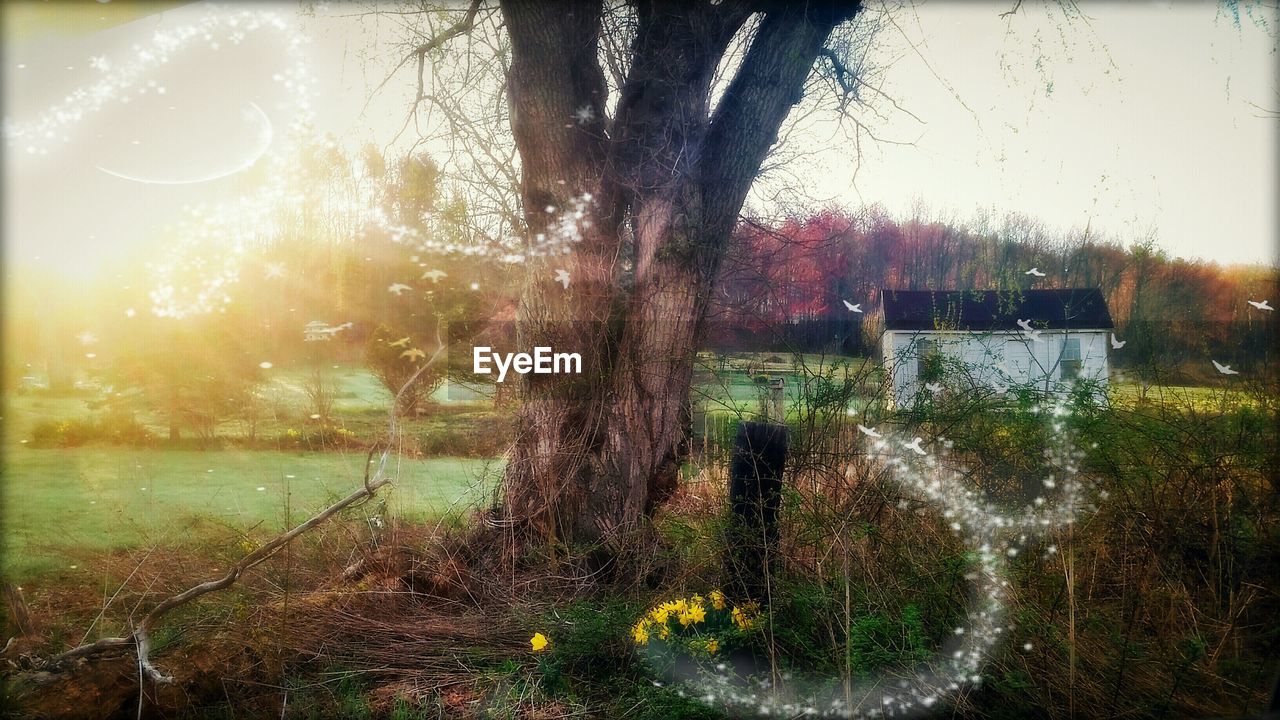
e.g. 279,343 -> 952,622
2,377 -> 503,581
2,447 -> 501,580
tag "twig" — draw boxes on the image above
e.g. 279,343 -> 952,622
358,0 -> 483,120
819,48 -> 925,126
388,0 -> 485,147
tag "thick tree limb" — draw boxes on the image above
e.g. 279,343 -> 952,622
699,2 -> 863,239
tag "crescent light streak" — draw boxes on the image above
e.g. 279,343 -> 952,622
94,102 -> 274,185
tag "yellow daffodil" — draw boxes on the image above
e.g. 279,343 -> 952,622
706,638 -> 719,654
649,606 -> 669,623
657,623 -> 671,639
709,590 -> 726,611
530,632 -> 549,652
632,621 -> 650,646
678,602 -> 706,626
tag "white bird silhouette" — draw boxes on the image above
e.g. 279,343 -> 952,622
925,382 -> 942,395
554,269 -> 571,289
842,300 -> 863,313
1025,268 -> 1046,277
421,269 -> 448,283
1211,360 -> 1239,376
856,424 -> 881,438
902,437 -> 927,456
313,322 -> 353,337
1247,299 -> 1274,311
387,336 -> 411,348
387,283 -> 412,295
1016,319 -> 1043,343
400,348 -> 426,362
1110,333 -> 1126,349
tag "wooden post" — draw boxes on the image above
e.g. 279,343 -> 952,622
756,377 -> 785,423
726,421 -> 789,604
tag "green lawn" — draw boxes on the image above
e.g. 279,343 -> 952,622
261,366 -> 492,413
2,445 -> 501,580
3,374 -> 505,580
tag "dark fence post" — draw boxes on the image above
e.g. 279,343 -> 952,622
725,420 -> 789,604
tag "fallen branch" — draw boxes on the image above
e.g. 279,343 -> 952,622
40,326 -> 451,683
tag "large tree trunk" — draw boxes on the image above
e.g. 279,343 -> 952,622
498,0 -> 618,550
497,0 -> 861,559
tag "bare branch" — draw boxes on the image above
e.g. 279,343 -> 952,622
388,0 -> 490,146
41,334 -> 453,684
818,47 -> 924,126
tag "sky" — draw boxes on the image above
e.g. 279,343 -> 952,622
2,0 -> 1276,281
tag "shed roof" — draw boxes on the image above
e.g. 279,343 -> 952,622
880,289 -> 1114,331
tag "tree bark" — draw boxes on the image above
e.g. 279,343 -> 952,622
499,0 -> 617,550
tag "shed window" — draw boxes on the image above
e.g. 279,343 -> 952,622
1060,337 -> 1082,380
917,338 -> 940,382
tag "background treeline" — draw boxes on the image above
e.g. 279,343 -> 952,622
711,208 -> 1277,381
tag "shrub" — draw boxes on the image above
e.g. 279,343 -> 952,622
29,413 -> 154,448
365,324 -> 443,416
417,415 -> 513,457
279,424 -> 364,451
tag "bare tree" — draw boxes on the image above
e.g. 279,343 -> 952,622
474,1 -> 872,560
359,0 -> 880,560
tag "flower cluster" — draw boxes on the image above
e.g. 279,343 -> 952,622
280,425 -> 360,449
632,591 -> 759,660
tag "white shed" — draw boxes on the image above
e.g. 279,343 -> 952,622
878,289 -> 1114,408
